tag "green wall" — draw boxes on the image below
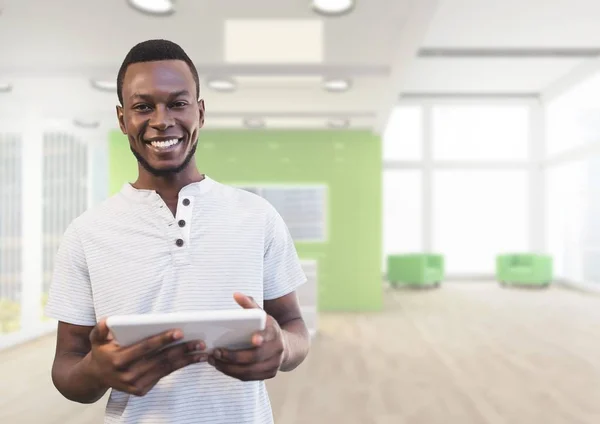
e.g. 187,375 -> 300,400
109,130 -> 382,311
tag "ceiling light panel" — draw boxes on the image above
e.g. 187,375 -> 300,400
323,78 -> 351,92
235,76 -> 322,90
73,119 -> 100,129
243,118 -> 266,129
127,0 -> 175,16
204,118 -> 243,129
266,117 -> 330,128
91,79 -> 117,92
312,0 -> 355,16
327,118 -> 350,128
225,19 -> 323,63
206,77 -> 237,92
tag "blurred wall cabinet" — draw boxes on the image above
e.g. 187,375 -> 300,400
298,259 -> 318,336
235,184 -> 322,335
236,185 -> 328,243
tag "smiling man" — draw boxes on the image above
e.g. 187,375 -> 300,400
45,39 -> 310,424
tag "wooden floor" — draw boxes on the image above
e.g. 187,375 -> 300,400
2,282 -> 600,424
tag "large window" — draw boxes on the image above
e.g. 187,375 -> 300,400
432,105 -> 529,161
0,122 -> 92,349
0,133 -> 22,335
382,101 -> 534,277
581,156 -> 600,283
546,73 -> 600,156
546,162 -> 584,281
546,157 -> 600,284
383,106 -> 422,161
433,169 -> 530,274
42,131 -> 89,302
383,170 -> 422,270
544,69 -> 600,287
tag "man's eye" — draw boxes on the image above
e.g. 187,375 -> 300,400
172,101 -> 187,108
134,104 -> 151,112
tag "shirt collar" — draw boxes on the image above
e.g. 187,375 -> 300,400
120,175 -> 216,203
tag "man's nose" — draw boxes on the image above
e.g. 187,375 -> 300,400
149,105 -> 173,130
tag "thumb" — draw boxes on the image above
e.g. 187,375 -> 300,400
89,318 -> 110,344
233,292 -> 260,309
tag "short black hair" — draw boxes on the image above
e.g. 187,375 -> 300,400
116,39 -> 200,105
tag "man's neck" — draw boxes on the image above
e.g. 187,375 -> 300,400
132,168 -> 205,202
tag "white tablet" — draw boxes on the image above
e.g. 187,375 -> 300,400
106,309 -> 267,353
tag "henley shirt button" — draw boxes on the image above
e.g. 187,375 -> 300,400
176,238 -> 184,247
178,220 -> 186,227
182,198 -> 190,206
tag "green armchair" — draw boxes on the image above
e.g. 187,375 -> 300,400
387,254 -> 444,287
496,254 -> 553,287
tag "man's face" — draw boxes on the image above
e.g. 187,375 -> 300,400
117,60 -> 205,177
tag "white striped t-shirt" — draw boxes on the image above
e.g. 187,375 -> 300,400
45,176 -> 307,424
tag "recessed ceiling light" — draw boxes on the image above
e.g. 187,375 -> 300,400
206,77 -> 237,92
323,78 -> 351,92
327,118 -> 350,129
127,0 -> 175,16
244,118 -> 266,129
0,83 -> 12,93
311,0 -> 355,16
90,79 -> 117,92
73,119 -> 100,129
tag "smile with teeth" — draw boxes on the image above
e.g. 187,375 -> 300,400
147,138 -> 182,150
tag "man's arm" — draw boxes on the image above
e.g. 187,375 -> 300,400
52,319 -> 207,403
45,223 -> 109,403
264,291 -> 310,372
51,322 -> 109,404
207,292 -> 310,380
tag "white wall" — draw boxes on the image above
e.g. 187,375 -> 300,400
544,73 -> 600,287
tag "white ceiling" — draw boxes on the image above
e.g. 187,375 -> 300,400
422,0 -> 600,48
0,0 -> 600,132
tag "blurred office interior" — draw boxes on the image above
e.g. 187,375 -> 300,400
1,0 -> 600,423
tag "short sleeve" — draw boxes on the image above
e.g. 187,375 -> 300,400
263,206 -> 307,300
44,222 -> 97,326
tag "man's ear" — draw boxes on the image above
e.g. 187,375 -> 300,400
116,105 -> 126,134
198,99 -> 205,129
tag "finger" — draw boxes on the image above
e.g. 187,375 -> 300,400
127,340 -> 206,378
129,346 -> 207,396
128,352 -> 206,397
89,318 -> 110,344
213,340 -> 282,365
212,346 -> 261,365
233,292 -> 260,309
117,329 -> 186,367
210,354 -> 281,381
260,322 -> 279,344
250,320 -> 278,347
250,331 -> 265,347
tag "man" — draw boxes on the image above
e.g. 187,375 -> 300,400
45,39 -> 310,424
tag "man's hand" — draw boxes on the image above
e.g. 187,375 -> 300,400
207,293 -> 288,381
84,319 -> 207,396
